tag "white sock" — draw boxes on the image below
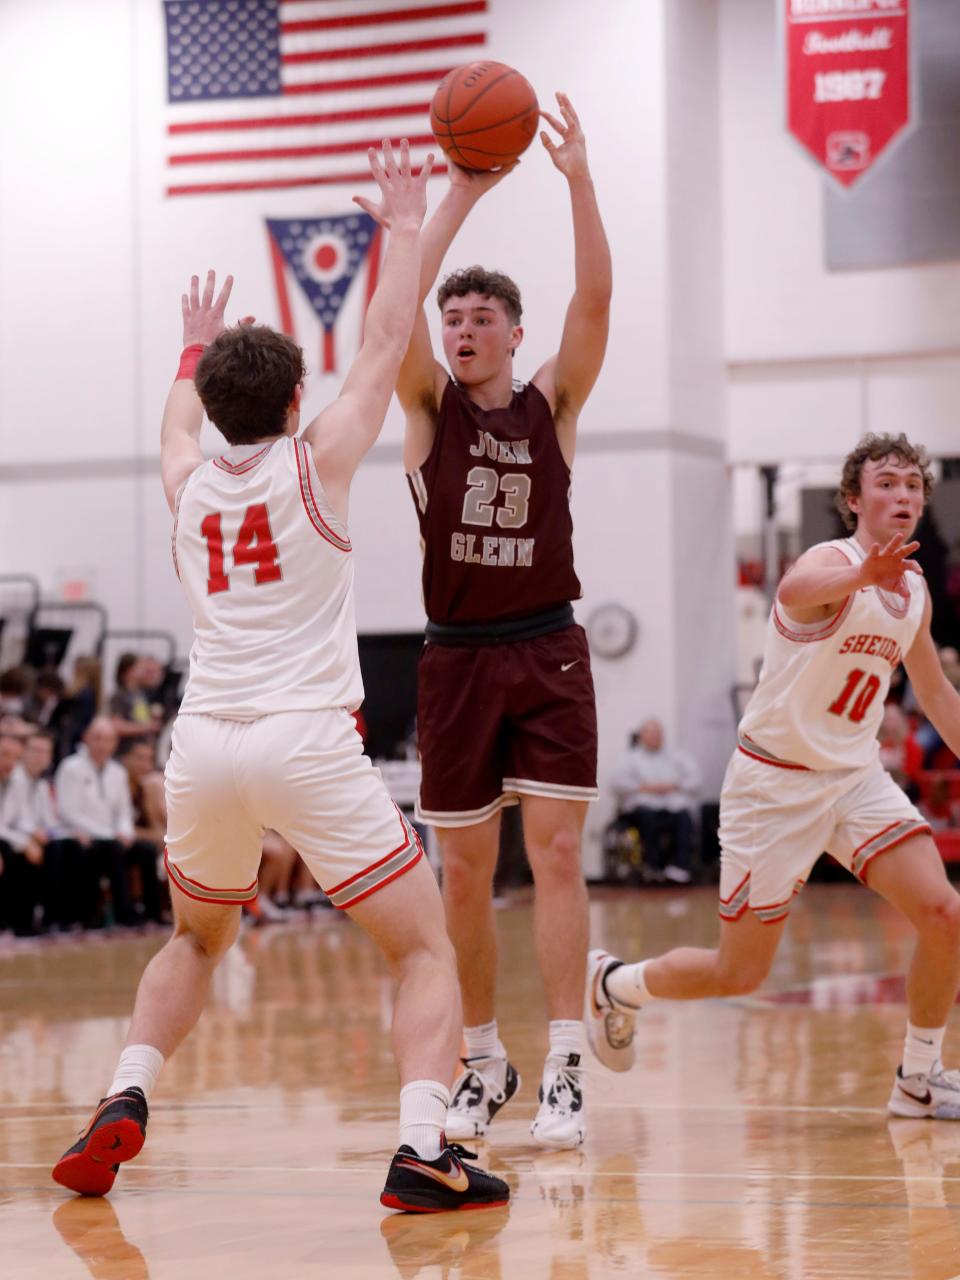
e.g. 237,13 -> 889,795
108,1044 -> 165,1100
902,1023 -> 946,1078
604,960 -> 654,1010
548,1020 -> 585,1061
463,1020 -> 505,1062
399,1080 -> 450,1160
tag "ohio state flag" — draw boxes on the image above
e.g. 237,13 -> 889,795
784,0 -> 913,189
265,214 -> 382,372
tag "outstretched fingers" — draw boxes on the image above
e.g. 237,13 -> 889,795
212,273 -> 234,316
540,108 -> 566,137
417,151 -> 435,182
367,145 -> 386,190
380,137 -> 398,179
556,92 -> 581,129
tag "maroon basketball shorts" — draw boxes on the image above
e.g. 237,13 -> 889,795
415,624 -> 599,827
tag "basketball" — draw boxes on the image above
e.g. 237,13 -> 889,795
430,61 -> 539,171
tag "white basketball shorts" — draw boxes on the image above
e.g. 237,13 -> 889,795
718,746 -> 931,925
164,708 -> 423,909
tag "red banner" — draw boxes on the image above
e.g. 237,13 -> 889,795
785,0 -> 912,188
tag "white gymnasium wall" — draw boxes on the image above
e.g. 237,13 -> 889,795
720,0 -> 960,464
1,0 -> 743,859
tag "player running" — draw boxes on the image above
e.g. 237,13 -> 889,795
587,434 -> 960,1122
52,142 -> 508,1215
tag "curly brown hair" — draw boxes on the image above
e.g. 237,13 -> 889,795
195,325 -> 305,446
437,266 -> 522,324
836,432 -> 934,530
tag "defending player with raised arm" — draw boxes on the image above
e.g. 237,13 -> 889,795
587,434 -> 960,1123
396,95 -> 613,1149
52,142 -> 510,1215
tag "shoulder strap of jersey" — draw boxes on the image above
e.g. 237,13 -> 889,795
812,537 -> 860,566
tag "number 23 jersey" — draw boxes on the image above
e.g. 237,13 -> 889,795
407,380 -> 583,625
173,437 -> 363,720
738,537 -> 926,771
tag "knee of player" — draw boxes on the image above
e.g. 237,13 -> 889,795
527,828 -> 582,880
915,890 -> 960,945
175,911 -> 240,961
714,956 -> 768,996
442,852 -> 495,903
386,930 -> 457,981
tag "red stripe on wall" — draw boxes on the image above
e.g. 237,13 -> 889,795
281,67 -> 454,95
281,3 -> 487,35
267,229 -> 295,335
282,32 -> 485,64
168,102 -> 433,136
170,133 -> 435,167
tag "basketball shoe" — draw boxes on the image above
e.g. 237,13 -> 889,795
888,1062 -> 960,1119
584,950 -> 637,1072
530,1053 -> 585,1149
52,1088 -> 148,1196
445,1055 -> 520,1140
380,1141 -> 510,1213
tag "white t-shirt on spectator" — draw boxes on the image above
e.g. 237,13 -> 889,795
612,745 -> 701,814
55,748 -> 135,841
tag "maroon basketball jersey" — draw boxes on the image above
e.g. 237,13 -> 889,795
407,380 -> 582,625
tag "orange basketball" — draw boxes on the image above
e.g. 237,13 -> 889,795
430,61 -> 539,172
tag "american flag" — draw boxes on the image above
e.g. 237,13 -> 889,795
163,0 -> 489,198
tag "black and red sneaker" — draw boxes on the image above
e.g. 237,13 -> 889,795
52,1088 -> 148,1196
381,1141 -> 510,1214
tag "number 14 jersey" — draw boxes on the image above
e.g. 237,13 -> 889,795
739,537 -> 926,771
407,380 -> 582,625
173,437 -> 363,720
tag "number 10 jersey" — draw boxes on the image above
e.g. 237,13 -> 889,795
738,537 -> 926,771
407,380 -> 583,625
173,437 -> 363,720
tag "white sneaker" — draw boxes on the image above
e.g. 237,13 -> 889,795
530,1053 -> 585,1150
584,950 -> 637,1073
662,865 -> 692,885
888,1061 -> 960,1119
445,1055 -> 520,1140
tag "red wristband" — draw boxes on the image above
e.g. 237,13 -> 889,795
176,343 -> 205,381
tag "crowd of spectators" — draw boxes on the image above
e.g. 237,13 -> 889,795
0,653 -> 174,937
0,651 -> 336,939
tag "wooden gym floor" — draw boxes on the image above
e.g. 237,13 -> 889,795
2,884 -> 960,1279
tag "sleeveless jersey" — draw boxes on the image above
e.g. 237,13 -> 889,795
738,537 -> 926,771
173,436 -> 363,720
407,380 -> 582,625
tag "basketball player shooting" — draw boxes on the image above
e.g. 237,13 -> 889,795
587,435 -> 960,1122
52,141 -> 509,1214
396,94 -> 612,1148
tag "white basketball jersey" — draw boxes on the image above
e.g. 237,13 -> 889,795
738,537 -> 926,771
173,436 -> 363,720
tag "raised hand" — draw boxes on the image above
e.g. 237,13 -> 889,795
352,139 -> 433,232
858,532 -> 922,597
181,270 -> 234,347
539,92 -> 590,181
